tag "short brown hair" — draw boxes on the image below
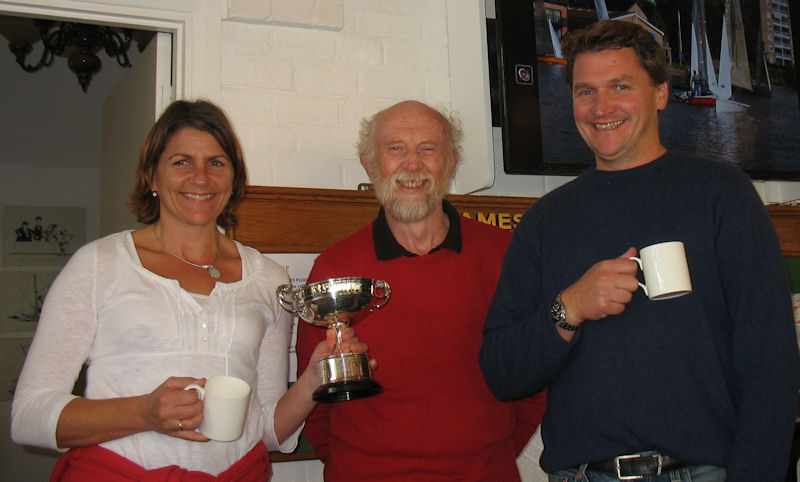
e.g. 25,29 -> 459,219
562,20 -> 668,87
127,100 -> 247,228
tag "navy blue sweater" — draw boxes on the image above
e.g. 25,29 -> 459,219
480,152 -> 799,481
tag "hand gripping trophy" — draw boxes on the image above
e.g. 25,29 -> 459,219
277,277 -> 390,403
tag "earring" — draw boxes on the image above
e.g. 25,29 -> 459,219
152,191 -> 158,198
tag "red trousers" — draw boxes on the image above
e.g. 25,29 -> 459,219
50,441 -> 271,481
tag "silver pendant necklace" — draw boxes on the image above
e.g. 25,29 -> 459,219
153,229 -> 221,279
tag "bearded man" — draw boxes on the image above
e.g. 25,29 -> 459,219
295,100 -> 546,481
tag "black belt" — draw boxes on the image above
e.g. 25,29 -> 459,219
585,452 -> 691,480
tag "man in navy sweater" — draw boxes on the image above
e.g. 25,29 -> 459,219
480,20 -> 799,482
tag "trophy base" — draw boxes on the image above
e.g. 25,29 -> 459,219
312,379 -> 383,403
314,352 -> 382,403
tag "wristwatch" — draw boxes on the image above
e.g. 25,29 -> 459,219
551,292 -> 579,331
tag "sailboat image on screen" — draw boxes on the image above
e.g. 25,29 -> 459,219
677,0 -> 751,112
714,0 -> 750,112
534,0 -> 565,66
536,0 -> 613,66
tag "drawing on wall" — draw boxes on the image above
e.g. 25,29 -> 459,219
2,206 -> 85,266
0,269 -> 59,333
0,337 -> 33,401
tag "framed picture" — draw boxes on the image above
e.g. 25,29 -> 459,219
0,336 -> 33,401
0,268 -> 59,334
2,206 -> 85,267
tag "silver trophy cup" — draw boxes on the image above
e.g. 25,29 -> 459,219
277,277 -> 390,403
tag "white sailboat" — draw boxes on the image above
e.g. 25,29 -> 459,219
690,22 -> 698,84
715,13 -> 733,100
704,29 -> 718,97
714,0 -> 750,112
594,0 -> 609,21
727,0 -> 752,91
547,18 -> 563,59
684,22 -> 716,106
681,0 -> 749,111
679,0 -> 717,106
535,0 -> 565,65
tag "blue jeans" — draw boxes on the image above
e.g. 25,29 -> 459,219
547,464 -> 726,482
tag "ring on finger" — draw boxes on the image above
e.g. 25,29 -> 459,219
177,419 -> 184,431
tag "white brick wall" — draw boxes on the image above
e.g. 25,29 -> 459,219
222,0 -> 453,190
227,0 -> 345,30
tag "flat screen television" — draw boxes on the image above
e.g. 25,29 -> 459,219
489,0 -> 800,181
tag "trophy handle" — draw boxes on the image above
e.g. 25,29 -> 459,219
276,284 -> 296,312
372,280 -> 391,309
277,283 -> 317,321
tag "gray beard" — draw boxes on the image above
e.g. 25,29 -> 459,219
371,171 -> 452,223
378,190 -> 440,223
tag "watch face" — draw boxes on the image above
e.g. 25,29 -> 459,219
551,296 -> 565,322
551,294 -> 578,331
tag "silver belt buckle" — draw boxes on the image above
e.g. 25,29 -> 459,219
614,452 -> 662,480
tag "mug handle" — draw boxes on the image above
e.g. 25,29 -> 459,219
628,256 -> 649,297
184,383 -> 205,400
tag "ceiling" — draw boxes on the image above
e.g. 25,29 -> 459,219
0,15 -> 150,170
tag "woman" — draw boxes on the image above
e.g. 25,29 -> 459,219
11,100 -> 367,480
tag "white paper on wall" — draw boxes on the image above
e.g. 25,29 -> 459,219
266,253 -> 319,382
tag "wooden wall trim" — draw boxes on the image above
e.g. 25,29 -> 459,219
231,186 -> 799,257
767,205 -> 800,257
227,186 -> 380,253
228,185 -> 536,253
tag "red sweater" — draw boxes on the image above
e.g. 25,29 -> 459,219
296,214 -> 546,481
50,442 -> 270,481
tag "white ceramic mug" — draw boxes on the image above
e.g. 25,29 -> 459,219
629,241 -> 692,301
184,375 -> 251,442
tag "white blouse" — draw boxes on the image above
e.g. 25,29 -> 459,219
11,231 -> 300,475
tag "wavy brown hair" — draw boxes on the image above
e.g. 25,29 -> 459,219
562,20 -> 669,88
127,100 -> 248,228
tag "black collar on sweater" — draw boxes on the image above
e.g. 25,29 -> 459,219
372,199 -> 463,260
